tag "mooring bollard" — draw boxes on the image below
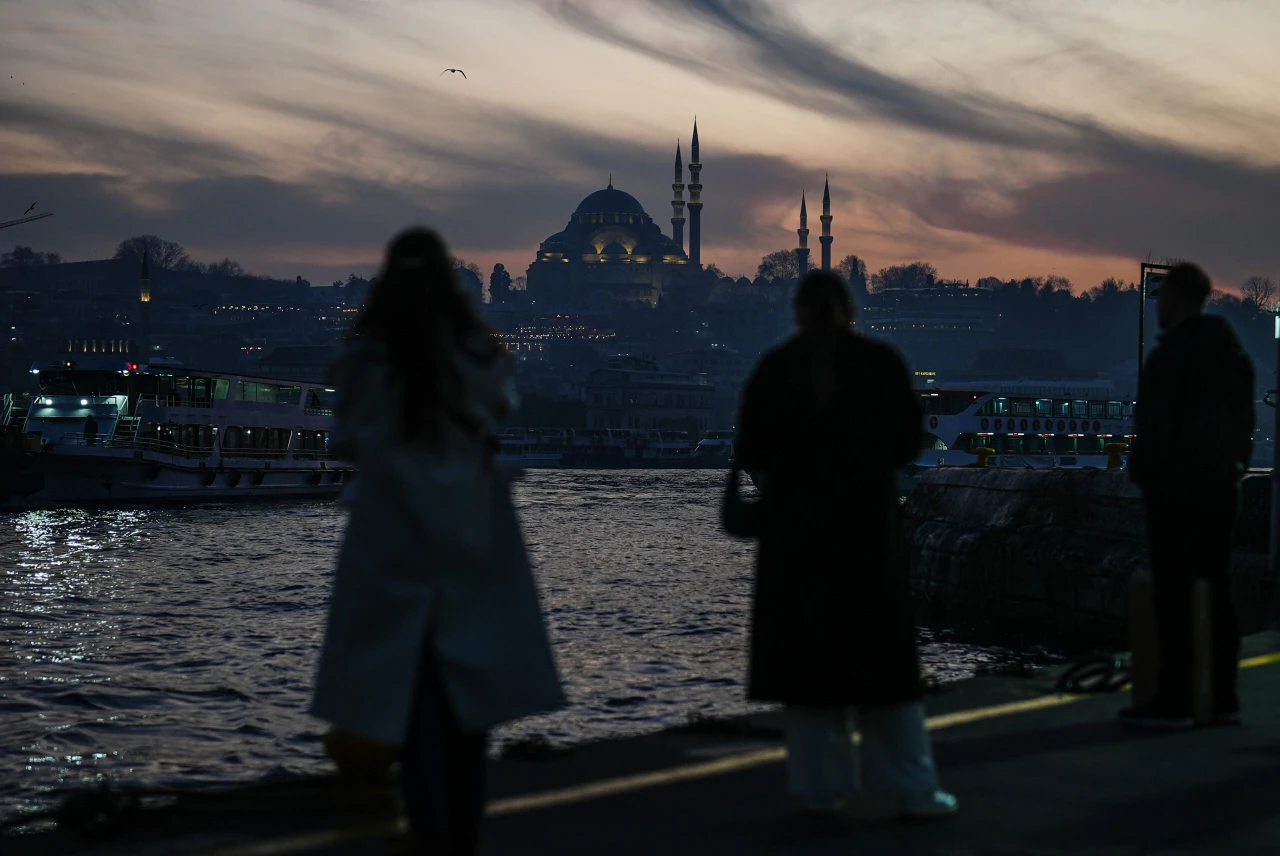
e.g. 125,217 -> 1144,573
975,447 -> 996,467
1106,442 -> 1130,470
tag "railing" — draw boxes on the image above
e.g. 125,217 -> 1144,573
59,432 -> 215,460
303,406 -> 335,417
137,395 -> 213,409
221,447 -> 290,460
293,450 -> 336,461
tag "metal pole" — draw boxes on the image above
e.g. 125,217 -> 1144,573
1271,315 -> 1280,580
1138,272 -> 1146,401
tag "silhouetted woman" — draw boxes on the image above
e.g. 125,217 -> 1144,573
732,271 -> 956,820
312,228 -> 563,854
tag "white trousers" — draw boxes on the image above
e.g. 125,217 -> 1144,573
784,701 -> 940,807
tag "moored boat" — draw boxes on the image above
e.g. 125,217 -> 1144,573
1,358 -> 353,509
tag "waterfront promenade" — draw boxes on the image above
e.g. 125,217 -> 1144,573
12,631 -> 1280,855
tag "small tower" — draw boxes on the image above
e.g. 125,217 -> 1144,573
796,191 -> 810,279
138,248 -> 152,359
687,119 -> 703,268
819,173 -> 833,272
671,140 -> 686,253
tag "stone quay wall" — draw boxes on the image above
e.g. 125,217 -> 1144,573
902,467 -> 1276,647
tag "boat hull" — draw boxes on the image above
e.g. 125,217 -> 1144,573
1,446 -> 351,509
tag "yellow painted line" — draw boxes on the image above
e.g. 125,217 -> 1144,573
192,649 -> 1280,855
1240,651 -> 1280,669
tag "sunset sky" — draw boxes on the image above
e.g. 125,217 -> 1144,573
2,0 -> 1278,292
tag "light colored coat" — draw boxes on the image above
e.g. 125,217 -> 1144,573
311,339 -> 564,742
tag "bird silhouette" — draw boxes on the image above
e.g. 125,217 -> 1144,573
23,203 -> 36,216
193,303 -> 209,311
439,68 -> 467,79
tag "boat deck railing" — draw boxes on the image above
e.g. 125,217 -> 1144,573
58,432 -> 216,460
221,447 -> 290,460
137,394 -> 214,409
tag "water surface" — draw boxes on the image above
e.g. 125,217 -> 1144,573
0,470 -> 1049,822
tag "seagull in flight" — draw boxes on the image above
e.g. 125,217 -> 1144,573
23,203 -> 36,216
193,303 -> 208,311
440,68 -> 467,79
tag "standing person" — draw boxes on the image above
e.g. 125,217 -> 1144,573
1123,262 -> 1254,728
83,413 -> 98,446
731,270 -> 956,819
312,228 -> 564,854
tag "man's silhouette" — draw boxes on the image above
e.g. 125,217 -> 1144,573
1124,262 -> 1255,728
83,413 -> 99,447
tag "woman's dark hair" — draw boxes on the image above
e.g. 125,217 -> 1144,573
349,228 -> 498,440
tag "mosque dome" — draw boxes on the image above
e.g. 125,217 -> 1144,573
574,185 -> 647,217
600,241 -> 630,255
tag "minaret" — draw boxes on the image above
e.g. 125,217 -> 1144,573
819,173 -> 833,272
670,140 -> 686,253
796,191 -> 810,279
687,119 -> 703,268
138,248 -> 152,359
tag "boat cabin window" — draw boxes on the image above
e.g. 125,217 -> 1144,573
1011,400 -> 1033,417
1071,400 -> 1088,418
1054,400 -> 1071,418
1107,401 -> 1122,419
993,398 -> 1009,416
1122,402 -> 1134,419
237,381 -> 299,404
1089,402 -> 1104,419
214,379 -> 231,400
1035,399 -> 1052,418
37,369 -> 130,396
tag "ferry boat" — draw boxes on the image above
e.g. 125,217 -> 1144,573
692,430 -> 735,467
493,428 -> 564,468
492,427 -> 706,468
902,388 -> 1135,492
0,359 -> 353,509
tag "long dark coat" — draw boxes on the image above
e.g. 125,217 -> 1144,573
734,328 -> 923,709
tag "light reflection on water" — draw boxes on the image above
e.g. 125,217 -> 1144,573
0,470 -> 1049,822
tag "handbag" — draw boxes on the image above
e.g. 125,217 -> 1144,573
721,464 -> 767,538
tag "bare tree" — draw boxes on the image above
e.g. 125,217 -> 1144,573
1241,275 -> 1277,312
756,248 -> 798,281
1,245 -> 62,267
870,261 -> 937,292
203,258 -> 248,277
114,235 -> 195,271
835,254 -> 868,290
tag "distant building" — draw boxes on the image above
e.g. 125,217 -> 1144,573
255,345 -> 338,382
526,121 -> 705,310
585,355 -> 714,434
664,346 -> 748,429
860,282 -> 998,370
491,314 -> 617,356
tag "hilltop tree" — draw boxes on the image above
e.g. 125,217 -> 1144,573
114,235 -> 196,271
756,248 -> 798,281
1,245 -> 62,267
448,255 -> 483,280
870,261 -> 937,292
1241,275 -> 1277,313
835,254 -> 868,289
489,263 -> 512,304
203,258 -> 248,277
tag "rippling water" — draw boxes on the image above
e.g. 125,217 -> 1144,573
0,470 -> 1050,822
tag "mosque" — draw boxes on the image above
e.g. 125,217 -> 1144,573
526,120 -> 705,309
525,119 -> 836,309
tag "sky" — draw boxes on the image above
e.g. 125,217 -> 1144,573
2,0 -> 1278,291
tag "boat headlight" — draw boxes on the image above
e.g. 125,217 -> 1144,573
80,399 -> 89,406
44,398 -> 53,405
